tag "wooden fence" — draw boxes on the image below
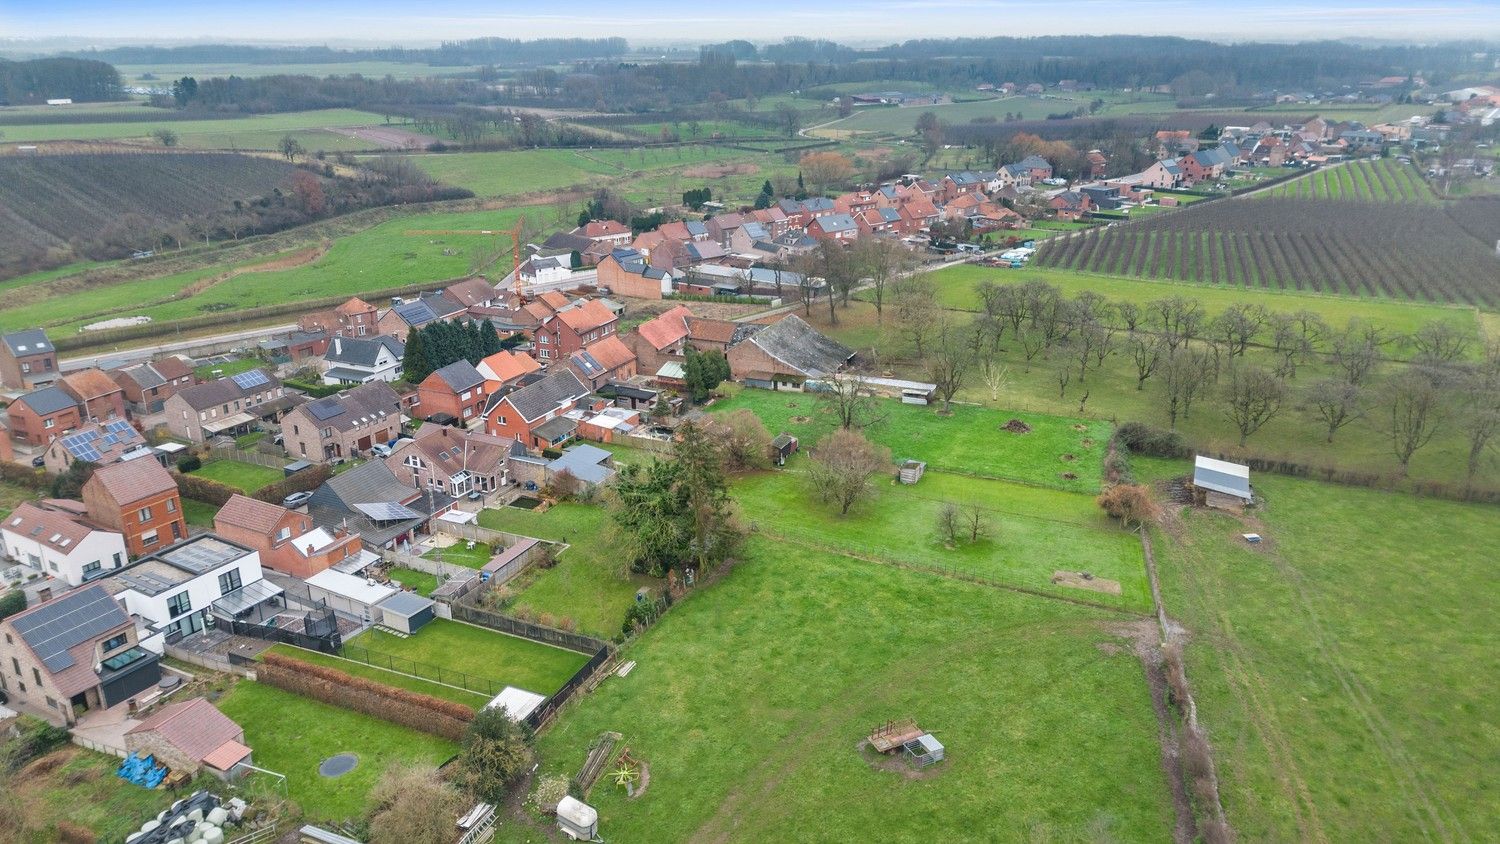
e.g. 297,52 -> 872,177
208,445 -> 289,470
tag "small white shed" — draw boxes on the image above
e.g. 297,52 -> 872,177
556,796 -> 598,841
1192,455 -> 1253,510
484,686 -> 546,722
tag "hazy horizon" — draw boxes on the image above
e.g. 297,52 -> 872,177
4,1 -> 1499,48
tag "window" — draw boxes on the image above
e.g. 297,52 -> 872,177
166,591 -> 191,618
82,560 -> 102,579
275,527 -> 291,543
44,418 -> 55,429
20,362 -> 30,374
170,521 -> 182,541
140,529 -> 159,547
461,390 -> 472,400
218,569 -> 242,595
102,633 -> 128,652
112,552 -> 123,568
32,668 -> 41,686
43,359 -> 52,371
166,499 -> 176,513
137,506 -> 152,522
10,657 -> 19,676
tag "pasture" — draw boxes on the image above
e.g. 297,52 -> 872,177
529,537 -> 1173,841
1261,159 -> 1436,203
821,90 -> 1182,136
1141,458 -> 1499,842
1034,197 -> 1500,305
0,107 -> 388,145
412,145 -> 755,198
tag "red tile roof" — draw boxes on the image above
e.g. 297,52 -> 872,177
61,368 -> 122,400
213,494 -> 287,536
582,334 -> 636,371
478,350 -> 542,385
555,299 -> 617,333
635,305 -> 694,350
128,698 -> 244,764
86,458 -> 176,505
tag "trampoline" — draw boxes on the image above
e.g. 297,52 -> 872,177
319,753 -> 359,778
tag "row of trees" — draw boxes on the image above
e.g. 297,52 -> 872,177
401,319 -> 504,385
888,278 -> 1500,481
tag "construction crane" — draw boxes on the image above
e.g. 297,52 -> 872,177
404,214 -> 527,291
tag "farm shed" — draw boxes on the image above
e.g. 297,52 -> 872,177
125,697 -> 252,780
1192,455 -> 1253,511
904,733 -> 944,767
859,375 -> 937,405
378,590 -> 436,634
899,460 -> 927,484
771,433 -> 799,466
482,537 -> 539,581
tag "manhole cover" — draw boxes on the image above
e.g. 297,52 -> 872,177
319,753 -> 359,778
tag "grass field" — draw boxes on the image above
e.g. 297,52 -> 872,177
709,388 -> 1111,493
1262,159 -> 1436,203
0,108 -> 388,145
215,680 -> 458,823
0,746 -> 172,843
345,618 -> 588,696
478,502 -> 654,638
387,566 -> 439,596
523,537 -> 1174,842
190,459 -> 283,492
180,498 -> 220,528
422,541 -> 492,569
1141,457 -> 1499,841
263,643 -> 490,708
112,61 -> 479,85
819,91 -> 1175,136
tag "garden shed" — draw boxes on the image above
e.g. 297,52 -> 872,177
304,568 -> 397,620
899,460 -> 926,485
771,433 -> 798,466
378,590 -> 436,634
485,685 -> 546,722
1192,455 -> 1253,511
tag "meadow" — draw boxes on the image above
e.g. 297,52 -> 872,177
112,61 -> 479,85
525,537 -> 1175,842
0,107 -> 388,145
821,90 -> 1179,136
411,145 -> 757,198
1138,457 -> 1499,842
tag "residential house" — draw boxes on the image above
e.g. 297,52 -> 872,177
941,172 -> 986,202
534,299 -> 619,363
808,212 -> 859,241
944,193 -> 1022,230
1049,190 -> 1093,220
213,494 -> 366,579
445,277 -> 502,313
163,370 -> 291,443
532,231 -> 594,263
42,419 -> 155,475
81,458 -> 186,557
750,207 -> 791,238
299,297 -> 380,338
567,334 -> 638,390
281,381 -> 403,462
2,500 -> 128,586
109,534 -> 269,644
125,697 -> 251,778
624,304 -> 695,373
260,330 -> 330,364
1079,184 -> 1126,210
896,195 -> 941,234
59,368 -> 128,423
1016,155 -> 1053,181
1180,146 -> 1236,183
320,336 -> 405,385
376,292 -> 467,341
306,460 -> 452,549
6,386 -> 82,447
477,350 -> 542,391
1085,149 -> 1109,179
386,426 -> 510,498
707,211 -> 751,246
726,314 -> 855,388
597,248 -> 676,300
0,584 -> 160,726
483,369 -> 591,449
571,402 -> 642,444
416,360 -> 489,424
573,219 -> 633,248
997,163 -> 1031,189
656,220 -> 711,243
0,329 -> 58,389
517,254 -> 573,287
855,206 -> 903,236
1135,159 -> 1184,189
727,222 -> 772,254
110,356 -> 198,415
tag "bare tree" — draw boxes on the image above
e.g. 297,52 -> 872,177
964,503 -> 990,542
891,274 -> 939,357
1459,345 -> 1500,482
1055,363 -> 1072,399
1150,296 -> 1205,354
1330,320 -> 1385,386
1209,303 -> 1267,359
927,318 -> 975,413
1410,319 -> 1470,364
936,501 -> 962,545
1306,378 -> 1365,443
1117,300 -> 1142,333
1075,320 -> 1115,383
1268,312 -> 1307,379
1222,364 -> 1286,446
807,428 -> 892,515
854,237 -> 914,324
1381,369 -> 1447,476
1128,333 -> 1165,390
1162,347 -> 1215,428
981,361 -> 1011,403
820,373 -> 885,430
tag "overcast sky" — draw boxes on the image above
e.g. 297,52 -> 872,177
4,0 -> 1498,45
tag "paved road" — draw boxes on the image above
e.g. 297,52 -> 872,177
60,322 -> 298,372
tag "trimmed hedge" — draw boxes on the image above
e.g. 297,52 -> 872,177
258,652 -> 474,740
283,379 -> 345,399
252,463 -> 332,505
172,471 -> 237,507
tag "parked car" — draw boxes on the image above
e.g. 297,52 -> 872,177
370,442 -> 394,458
30,455 -> 45,468
282,491 -> 314,509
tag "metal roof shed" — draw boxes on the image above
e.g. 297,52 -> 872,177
378,590 -> 436,634
1193,456 -> 1252,501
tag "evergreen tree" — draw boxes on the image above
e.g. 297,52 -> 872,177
754,179 -> 775,210
683,348 -> 709,403
464,320 -> 484,364
402,329 -> 432,384
673,420 -> 740,573
479,320 -> 503,357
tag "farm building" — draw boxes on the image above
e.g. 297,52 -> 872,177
1192,456 -> 1253,511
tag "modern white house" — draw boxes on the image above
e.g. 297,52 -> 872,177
2,500 -> 128,587
320,336 -> 405,385
107,534 -> 273,650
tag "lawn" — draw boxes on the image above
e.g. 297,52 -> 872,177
732,464 -> 1151,611
387,565 -> 439,596
190,459 -> 283,493
0,480 -> 38,521
193,357 -> 265,379
215,680 -> 458,824
525,537 -> 1176,841
478,502 -> 654,638
0,746 -> 173,843
1145,458 -> 1500,841
180,497 -> 220,528
708,388 -> 1111,493
344,618 -> 588,696
263,643 -> 490,709
421,541 -> 492,569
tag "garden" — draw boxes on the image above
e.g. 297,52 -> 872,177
342,618 -> 589,697
188,459 -> 284,493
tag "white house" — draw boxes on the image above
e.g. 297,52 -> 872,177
2,501 -> 128,587
107,534 -> 272,650
518,255 -> 573,287
320,336 -> 405,385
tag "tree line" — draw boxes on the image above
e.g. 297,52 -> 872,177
0,57 -> 120,104
60,37 -> 627,68
400,318 -> 504,385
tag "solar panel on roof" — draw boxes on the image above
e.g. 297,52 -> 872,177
231,369 -> 270,389
308,399 -> 345,420
352,502 -> 422,521
11,587 -> 126,674
105,419 -> 133,435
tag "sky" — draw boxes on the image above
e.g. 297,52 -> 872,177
2,0 -> 1498,45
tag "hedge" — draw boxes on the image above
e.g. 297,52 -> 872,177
0,462 -> 49,491
172,471 -> 237,507
283,379 -> 346,399
258,652 -> 474,741
252,464 -> 333,505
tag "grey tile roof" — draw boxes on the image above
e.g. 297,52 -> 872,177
323,336 -> 403,367
16,385 -> 77,415
747,314 -> 855,379
118,362 -> 165,390
174,371 -> 279,411
1017,154 -> 1051,169
308,460 -> 451,547
2,329 -> 51,357
501,370 -> 589,423
289,381 -> 400,433
815,213 -> 858,234
431,360 -> 485,393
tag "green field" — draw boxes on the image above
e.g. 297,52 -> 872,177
820,90 -> 1185,136
421,541 -> 493,569
0,108 -> 388,145
1262,159 -> 1437,203
387,566 -> 439,596
1141,457 -> 1499,841
345,618 -> 589,696
215,680 -> 458,823
180,497 -> 220,528
263,643 -> 490,708
524,537 -> 1174,842
412,145 -> 772,201
113,61 -> 479,85
190,459 -> 283,493
709,388 -> 1111,493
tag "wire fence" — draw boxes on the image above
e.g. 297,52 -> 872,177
337,642 -> 506,698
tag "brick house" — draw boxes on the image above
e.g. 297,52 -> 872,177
386,426 -> 511,498
42,419 -> 153,475
416,360 -> 489,424
807,213 -> 859,241
596,249 -> 676,300
0,329 -> 58,389
163,370 -> 290,443
483,370 -> 591,449
59,368 -> 129,424
280,381 -> 403,463
1048,190 -> 1093,221
476,350 -> 541,391
6,386 -> 82,447
110,356 -> 198,415
1015,154 -> 1053,181
299,296 -> 380,338
567,334 -> 638,390
623,304 -> 694,374
445,277 -> 502,313
534,299 -> 619,363
572,219 -> 633,247
125,697 -> 251,778
82,458 -> 186,557
0,584 -> 160,726
213,493 -> 364,579
376,292 -> 467,341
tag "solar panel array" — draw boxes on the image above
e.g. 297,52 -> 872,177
352,502 -> 422,521
231,369 -> 270,390
59,420 -> 142,462
9,586 -> 126,673
308,399 -> 346,421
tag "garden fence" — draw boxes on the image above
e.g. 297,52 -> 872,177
525,645 -> 612,730
336,642 -> 505,698
450,600 -> 608,655
207,445 -> 288,470
433,520 -> 545,549
217,610 -> 342,654
380,548 -> 478,583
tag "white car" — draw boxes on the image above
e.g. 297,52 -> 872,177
370,442 -> 394,458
